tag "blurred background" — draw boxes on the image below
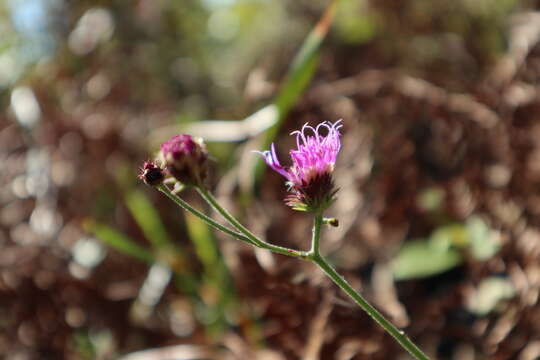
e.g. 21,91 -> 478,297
1,0 -> 540,359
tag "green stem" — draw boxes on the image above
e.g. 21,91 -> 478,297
196,187 -> 309,259
157,185 -> 254,246
159,184 -> 429,359
311,254 -> 430,360
309,214 -> 323,257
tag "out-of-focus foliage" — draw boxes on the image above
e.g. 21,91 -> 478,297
466,276 -> 515,315
392,217 -> 500,280
4,0 -> 540,359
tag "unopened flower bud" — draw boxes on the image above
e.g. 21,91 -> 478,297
139,161 -> 165,186
159,134 -> 208,187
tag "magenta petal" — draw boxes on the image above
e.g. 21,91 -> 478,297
255,144 -> 290,179
270,143 -> 281,167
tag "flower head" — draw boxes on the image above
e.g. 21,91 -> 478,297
258,120 -> 342,212
158,134 -> 208,187
139,161 -> 165,186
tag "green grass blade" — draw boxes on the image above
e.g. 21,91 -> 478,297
125,189 -> 174,251
184,211 -> 237,335
125,190 -> 207,296
84,219 -> 155,264
184,212 -> 219,271
274,1 -> 337,115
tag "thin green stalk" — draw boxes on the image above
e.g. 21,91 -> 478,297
157,185 -> 254,246
160,184 -> 429,359
311,254 -> 430,360
309,214 -> 323,257
196,187 -> 308,259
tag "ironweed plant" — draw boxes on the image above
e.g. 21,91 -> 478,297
140,122 -> 430,360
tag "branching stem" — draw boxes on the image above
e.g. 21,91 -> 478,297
157,184 -> 430,359
157,185 -> 254,246
196,186 -> 309,259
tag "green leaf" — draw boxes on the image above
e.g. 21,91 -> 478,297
416,186 -> 445,212
467,216 -> 500,261
274,1 -> 338,113
392,239 -> 462,280
122,188 -> 200,296
393,216 -> 500,280
72,331 -> 95,360
335,0 -> 377,44
184,212 -> 218,270
466,277 -> 515,315
430,223 -> 469,250
84,219 -> 154,264
184,212 -> 237,335
124,189 -> 174,251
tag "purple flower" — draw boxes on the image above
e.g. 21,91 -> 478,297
258,120 -> 342,212
159,134 -> 208,186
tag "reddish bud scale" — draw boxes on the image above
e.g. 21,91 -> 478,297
139,161 -> 165,186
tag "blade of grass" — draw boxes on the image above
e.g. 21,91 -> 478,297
124,189 -> 175,251
185,212 -> 219,271
274,0 -> 338,116
184,211 -> 237,335
125,190 -> 208,297
84,219 -> 155,264
85,218 -> 201,297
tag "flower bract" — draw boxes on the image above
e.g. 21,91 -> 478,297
138,161 -> 165,186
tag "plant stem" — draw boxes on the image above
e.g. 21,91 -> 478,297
196,187 -> 309,259
309,214 -> 323,257
159,184 -> 429,359
157,185 -> 254,246
311,254 -> 430,360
